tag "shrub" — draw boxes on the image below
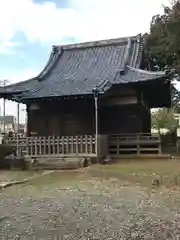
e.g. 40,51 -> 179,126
0,145 -> 14,169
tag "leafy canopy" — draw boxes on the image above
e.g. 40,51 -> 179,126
145,0 -> 180,109
151,108 -> 179,132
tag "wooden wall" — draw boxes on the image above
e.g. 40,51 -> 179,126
99,104 -> 150,134
27,98 -> 95,136
27,92 -> 151,136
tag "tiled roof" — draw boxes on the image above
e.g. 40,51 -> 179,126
3,34 -> 166,100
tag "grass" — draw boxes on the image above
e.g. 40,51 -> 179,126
91,159 -> 180,187
2,159 -> 180,190
93,159 -> 180,175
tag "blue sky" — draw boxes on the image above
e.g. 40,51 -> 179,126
0,0 -> 170,123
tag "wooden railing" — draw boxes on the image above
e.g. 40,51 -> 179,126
5,133 -> 163,157
6,135 -> 96,157
108,133 -> 161,156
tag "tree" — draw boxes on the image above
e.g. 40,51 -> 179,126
151,108 -> 178,132
144,0 -> 180,109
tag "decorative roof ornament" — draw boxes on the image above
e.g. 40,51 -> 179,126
52,45 -> 58,54
92,86 -> 99,98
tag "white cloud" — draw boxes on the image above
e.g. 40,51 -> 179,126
0,0 -> 79,47
69,0 -> 170,40
0,0 -> 171,49
0,44 -> 16,55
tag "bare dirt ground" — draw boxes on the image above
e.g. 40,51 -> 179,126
1,170 -> 180,239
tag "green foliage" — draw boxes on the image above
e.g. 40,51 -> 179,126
151,108 -> 179,132
145,0 -> 180,108
145,1 -> 180,72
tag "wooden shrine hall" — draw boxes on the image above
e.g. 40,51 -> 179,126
0,34 -> 171,159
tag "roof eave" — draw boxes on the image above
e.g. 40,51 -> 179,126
0,90 -> 29,102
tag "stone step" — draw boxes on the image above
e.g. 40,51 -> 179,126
30,156 -> 91,170
37,157 -> 81,161
34,162 -> 80,170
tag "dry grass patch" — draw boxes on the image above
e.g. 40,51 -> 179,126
94,160 -> 180,175
0,170 -> 45,183
2,170 -> 89,199
91,160 -> 180,187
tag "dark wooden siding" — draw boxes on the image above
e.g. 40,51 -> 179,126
27,92 -> 151,136
27,98 -> 95,136
99,104 -> 146,134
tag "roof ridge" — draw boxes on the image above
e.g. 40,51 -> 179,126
54,34 -> 142,51
37,50 -> 57,79
120,37 -> 133,74
38,48 -> 63,81
127,66 -> 166,75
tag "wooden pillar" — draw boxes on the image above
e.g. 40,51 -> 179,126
137,134 -> 140,155
26,105 -> 30,137
3,98 -> 6,133
158,134 -> 162,154
17,102 -> 20,156
92,87 -> 99,156
97,135 -> 108,157
139,103 -> 151,133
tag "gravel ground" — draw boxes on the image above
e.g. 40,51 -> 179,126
0,170 -> 45,183
1,174 -> 180,239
